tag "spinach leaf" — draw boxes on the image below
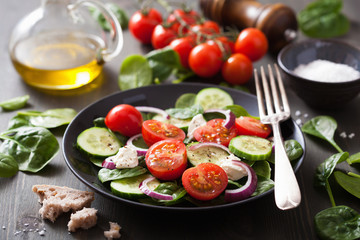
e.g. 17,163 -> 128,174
252,161 -> 271,179
224,105 -> 259,119
175,93 -> 197,108
0,95 -> 29,111
347,152 -> 360,165
315,152 -> 349,206
252,175 -> 274,196
89,3 -> 129,30
93,117 -> 106,128
146,47 -> 190,83
268,139 -> 304,164
0,153 -> 18,177
297,0 -> 350,38
334,171 -> 360,199
0,126 -> 59,172
89,157 -> 103,167
118,55 -> 152,90
314,205 -> 360,240
154,182 -> 187,206
98,166 -> 147,183
165,104 -> 203,120
15,108 -> 77,129
302,116 -> 343,153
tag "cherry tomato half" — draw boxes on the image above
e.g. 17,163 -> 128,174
193,119 -> 238,146
169,36 -> 195,68
222,53 -> 253,85
145,139 -> 187,180
234,28 -> 268,62
105,104 -> 143,137
188,42 -> 223,78
182,162 -> 228,201
235,116 -> 272,138
129,8 -> 162,44
142,119 -> 186,147
151,24 -> 177,49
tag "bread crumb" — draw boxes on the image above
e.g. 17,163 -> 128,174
67,208 -> 97,232
104,222 -> 121,239
32,185 -> 94,222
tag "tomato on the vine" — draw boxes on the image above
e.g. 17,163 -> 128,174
193,119 -> 238,146
191,20 -> 221,35
169,37 -> 195,68
151,24 -> 177,49
215,36 -> 235,54
222,53 -> 253,85
235,116 -> 272,138
234,28 -> 268,62
188,42 -> 223,78
182,162 -> 228,201
142,119 -> 186,146
145,139 -> 187,181
105,104 -> 143,137
129,8 -> 163,44
167,9 -> 199,35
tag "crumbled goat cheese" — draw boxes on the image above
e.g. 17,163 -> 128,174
219,157 -> 247,181
187,114 -> 207,139
106,146 -> 138,169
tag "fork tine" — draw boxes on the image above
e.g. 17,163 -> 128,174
274,64 -> 290,113
260,66 -> 274,115
254,68 -> 266,119
267,64 -> 282,113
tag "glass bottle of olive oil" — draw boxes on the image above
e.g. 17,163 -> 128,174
9,0 -> 123,91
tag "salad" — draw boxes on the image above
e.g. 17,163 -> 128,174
75,87 -> 303,207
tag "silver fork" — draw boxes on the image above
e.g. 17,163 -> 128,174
254,64 -> 301,210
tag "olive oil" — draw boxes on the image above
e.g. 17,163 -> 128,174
10,31 -> 105,90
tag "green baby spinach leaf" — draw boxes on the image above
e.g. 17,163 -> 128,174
252,175 -> 274,196
118,55 -> 153,90
224,105 -> 259,119
0,126 -> 59,172
252,160 -> 271,179
0,153 -> 18,177
347,152 -> 360,165
298,0 -> 350,38
302,115 -> 343,153
334,171 -> 360,199
98,166 -> 147,183
89,3 -> 129,30
268,139 -> 304,164
0,95 -> 29,111
166,104 -> 203,120
314,205 -> 360,240
175,93 -> 197,108
14,108 -> 77,129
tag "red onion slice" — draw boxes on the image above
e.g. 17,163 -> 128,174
139,176 -> 174,201
135,106 -> 170,119
188,142 -> 231,154
102,159 -> 116,169
224,160 -> 258,202
204,109 -> 236,129
126,133 -> 148,156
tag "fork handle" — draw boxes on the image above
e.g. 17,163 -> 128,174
272,122 -> 301,210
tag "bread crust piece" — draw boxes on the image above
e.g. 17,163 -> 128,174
104,222 -> 121,239
67,207 -> 98,232
32,185 -> 95,222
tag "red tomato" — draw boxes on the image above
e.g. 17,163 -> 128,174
235,28 -> 268,62
182,162 -> 228,201
142,119 -> 186,146
191,20 -> 221,35
235,116 -> 272,138
169,37 -> 195,68
188,43 -> 223,78
105,104 -> 143,137
215,36 -> 235,54
167,9 -> 199,34
145,139 -> 187,180
222,53 -> 253,85
129,8 -> 162,44
193,119 -> 238,146
151,24 -> 177,49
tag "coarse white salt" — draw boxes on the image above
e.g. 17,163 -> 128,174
293,59 -> 360,82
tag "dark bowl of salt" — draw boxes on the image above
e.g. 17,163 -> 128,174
277,39 -> 360,109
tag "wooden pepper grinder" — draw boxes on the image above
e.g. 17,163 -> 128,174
200,0 -> 298,53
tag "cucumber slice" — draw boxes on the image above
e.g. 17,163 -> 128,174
195,88 -> 234,110
77,127 -> 121,158
229,135 -> 272,161
187,143 -> 230,166
110,174 -> 159,199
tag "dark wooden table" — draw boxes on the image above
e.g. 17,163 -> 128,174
1,0 -> 359,239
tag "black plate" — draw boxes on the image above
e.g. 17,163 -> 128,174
62,83 -> 305,211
